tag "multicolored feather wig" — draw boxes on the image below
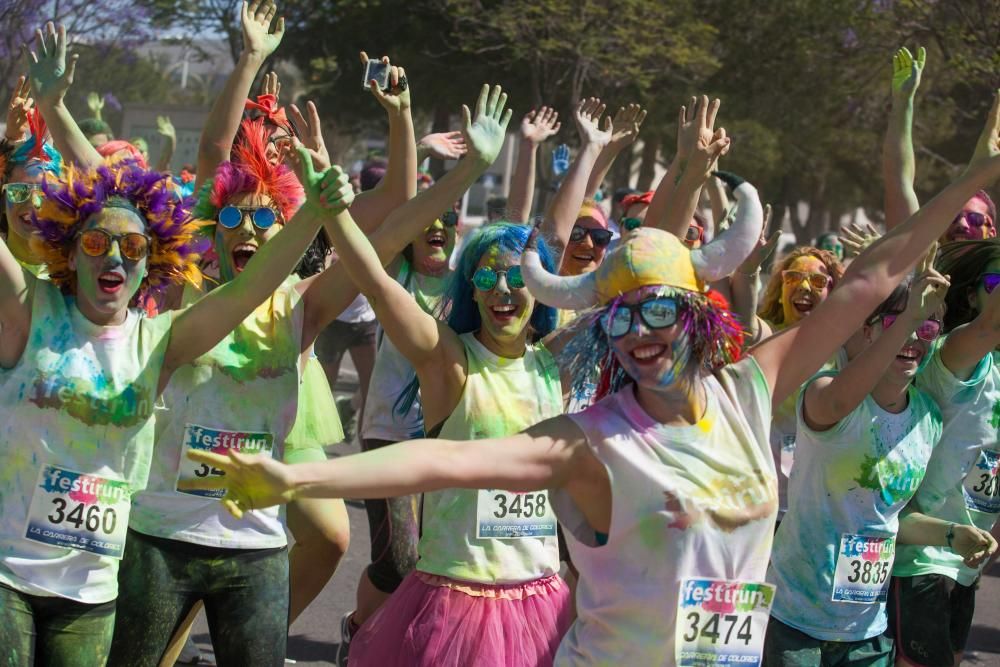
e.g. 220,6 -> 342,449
30,159 -> 205,298
192,117 -> 303,227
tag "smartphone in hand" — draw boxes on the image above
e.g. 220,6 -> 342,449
362,60 -> 390,92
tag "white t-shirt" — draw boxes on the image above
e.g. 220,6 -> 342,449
769,373 -> 941,641
552,357 -> 776,665
336,293 -> 376,323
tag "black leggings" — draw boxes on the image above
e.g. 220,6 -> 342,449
108,530 -> 289,667
361,438 -> 422,593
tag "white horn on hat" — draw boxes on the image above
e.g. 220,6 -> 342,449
691,181 -> 764,282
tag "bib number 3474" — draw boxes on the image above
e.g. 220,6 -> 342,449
675,578 -> 775,667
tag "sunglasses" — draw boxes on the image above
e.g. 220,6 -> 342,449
602,296 -> 679,339
471,265 -> 524,291
218,205 -> 278,230
954,211 -> 993,229
77,228 -> 151,262
621,217 -> 642,232
569,225 -> 613,247
880,313 -> 942,342
686,223 -> 704,243
982,273 -> 1000,294
781,269 -> 831,291
441,210 -> 459,228
3,182 -> 42,205
268,132 -> 294,150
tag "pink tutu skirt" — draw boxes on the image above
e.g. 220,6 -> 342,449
349,571 -> 573,667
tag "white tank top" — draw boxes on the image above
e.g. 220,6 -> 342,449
552,357 -> 776,665
129,281 -> 303,548
0,280 -> 171,603
416,333 -> 563,584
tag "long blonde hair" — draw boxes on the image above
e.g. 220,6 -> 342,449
758,246 -> 844,327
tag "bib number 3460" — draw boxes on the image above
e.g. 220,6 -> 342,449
24,464 -> 131,559
476,489 -> 557,539
675,578 -> 775,667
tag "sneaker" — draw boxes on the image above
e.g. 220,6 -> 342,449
177,636 -> 216,666
335,611 -> 355,666
336,396 -> 357,443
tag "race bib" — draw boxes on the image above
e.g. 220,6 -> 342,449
676,579 -> 775,667
177,424 -> 274,498
476,489 -> 557,539
24,465 -> 131,559
963,449 -> 1000,514
831,533 -> 894,603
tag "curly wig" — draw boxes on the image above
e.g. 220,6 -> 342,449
30,159 -> 205,298
758,246 -> 844,327
192,117 -> 303,227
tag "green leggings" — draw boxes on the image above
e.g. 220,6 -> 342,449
0,583 -> 116,666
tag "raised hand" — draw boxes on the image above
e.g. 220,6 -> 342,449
290,143 -> 354,215
903,265 -> 949,325
521,106 -> 560,145
288,100 -> 331,172
261,70 -> 280,101
608,103 -> 647,148
361,51 -> 410,115
86,91 -> 104,119
417,131 -> 467,161
25,22 -> 79,108
574,97 -> 611,147
840,221 -> 882,258
676,95 -> 722,162
5,76 -> 33,142
891,46 -> 926,100
970,89 -> 1000,168
179,449 -> 297,519
156,115 -> 176,141
462,83 -> 513,166
737,204 -> 780,274
551,143 -> 570,177
241,0 -> 285,60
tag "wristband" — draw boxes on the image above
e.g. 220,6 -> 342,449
946,523 -> 956,549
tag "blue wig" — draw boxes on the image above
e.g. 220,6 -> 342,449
10,137 -> 62,176
443,220 -> 559,338
392,221 -> 559,422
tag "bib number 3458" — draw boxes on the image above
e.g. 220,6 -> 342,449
476,489 -> 557,539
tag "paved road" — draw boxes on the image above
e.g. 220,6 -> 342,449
187,365 -> 1000,665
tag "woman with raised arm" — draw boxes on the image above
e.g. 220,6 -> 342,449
889,238 -> 1000,667
763,262 -> 968,663
184,91 -> 1000,665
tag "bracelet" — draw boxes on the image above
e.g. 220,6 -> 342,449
946,523 -> 956,549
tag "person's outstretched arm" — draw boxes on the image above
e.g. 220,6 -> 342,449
584,103 -> 646,199
898,509 -> 996,568
26,22 -> 101,168
162,147 -> 347,382
347,53 -> 418,233
802,266 -> 948,429
884,46 -> 926,230
154,115 -> 177,172
753,91 -> 1000,405
506,106 -> 560,223
196,0 -> 284,192
939,270 -> 1000,380
729,204 -> 779,345
543,98 -> 611,261
0,235 -> 34,369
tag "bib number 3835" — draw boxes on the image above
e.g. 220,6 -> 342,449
675,578 -> 775,667
831,533 -> 894,603
24,465 -> 131,559
476,489 -> 557,539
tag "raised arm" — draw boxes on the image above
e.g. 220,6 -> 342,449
802,267 -> 948,429
5,76 -> 32,144
543,98 -> 611,259
753,91 -> 1000,405
729,205 -> 779,345
584,103 -> 646,199
348,53 -> 418,233
884,46 -> 926,230
26,22 -> 101,168
154,115 -> 177,172
162,149 -> 343,381
180,415 -> 588,517
0,235 -> 34,368
506,106 -> 560,223
196,0 -> 284,192
939,270 -> 1000,380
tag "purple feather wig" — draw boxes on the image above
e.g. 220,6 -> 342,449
31,158 -> 206,298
